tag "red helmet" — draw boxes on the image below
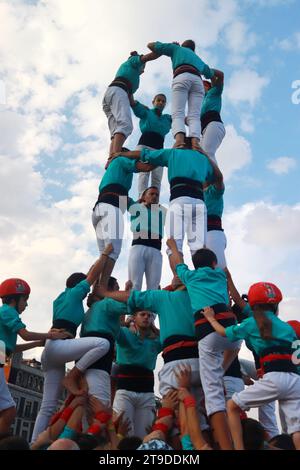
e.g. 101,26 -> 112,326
248,282 -> 282,307
287,320 -> 300,338
0,278 -> 31,298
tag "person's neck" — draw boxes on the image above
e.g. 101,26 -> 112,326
154,108 -> 162,116
136,326 -> 149,339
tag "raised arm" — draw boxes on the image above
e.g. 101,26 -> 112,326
136,162 -> 156,173
86,244 -> 113,285
225,269 -> 247,310
141,51 -> 161,63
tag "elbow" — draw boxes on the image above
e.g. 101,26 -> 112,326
147,42 -> 155,51
18,329 -> 28,341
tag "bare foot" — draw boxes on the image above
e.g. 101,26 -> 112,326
62,374 -> 85,396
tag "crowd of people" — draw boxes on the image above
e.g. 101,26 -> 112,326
1,39 -> 300,451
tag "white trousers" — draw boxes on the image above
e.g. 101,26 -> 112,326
92,203 -> 124,261
223,375 -> 244,401
239,358 -> 279,438
166,196 -> 207,256
31,337 -> 109,442
0,368 -> 15,412
172,72 -> 204,139
85,369 -> 111,406
128,245 -> 162,291
113,389 -> 156,439
200,121 -> 226,164
198,332 -> 242,417
159,357 -> 209,430
102,86 -> 133,139
136,144 -> 164,197
232,372 -> 300,435
206,230 -> 227,269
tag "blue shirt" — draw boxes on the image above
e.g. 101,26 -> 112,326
204,184 -> 224,218
116,327 -> 161,370
154,42 -> 214,78
226,313 -> 298,357
81,298 -> 129,339
0,305 -> 26,354
201,84 -> 223,116
128,200 -> 166,238
99,157 -> 138,193
132,101 -> 172,137
128,289 -> 195,344
176,264 -> 229,314
53,279 -> 90,329
115,55 -> 144,94
140,148 -> 213,184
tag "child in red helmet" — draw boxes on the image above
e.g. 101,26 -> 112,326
202,281 -> 300,450
0,278 -> 70,436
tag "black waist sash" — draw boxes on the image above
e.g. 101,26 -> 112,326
170,177 -> 203,201
109,77 -> 132,95
116,364 -> 154,393
201,111 -> 223,133
52,319 -> 77,338
173,64 -> 202,79
194,303 -> 236,340
93,184 -> 128,211
162,335 -> 199,364
207,215 -> 223,232
81,331 -> 115,373
138,131 -> 164,149
260,345 -> 298,374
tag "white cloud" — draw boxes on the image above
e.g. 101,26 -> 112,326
267,156 -> 297,174
226,69 -> 270,107
217,124 -> 252,179
224,20 -> 257,59
240,113 -> 255,133
277,32 -> 300,51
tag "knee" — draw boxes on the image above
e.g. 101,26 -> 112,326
227,399 -> 241,414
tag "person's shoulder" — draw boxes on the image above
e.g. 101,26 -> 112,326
0,304 -> 17,316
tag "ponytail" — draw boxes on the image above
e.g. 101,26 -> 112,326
252,303 -> 277,340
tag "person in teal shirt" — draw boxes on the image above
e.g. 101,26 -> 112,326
203,162 -> 227,269
202,281 -> 300,450
80,276 -> 129,409
200,72 -> 225,163
98,279 -> 209,433
32,249 -> 114,443
167,239 -> 239,450
113,311 -> 161,439
128,187 -> 166,294
92,155 -> 155,289
148,40 -> 221,148
0,278 -> 70,438
131,93 -> 171,196
109,141 -> 218,273
102,50 -> 160,158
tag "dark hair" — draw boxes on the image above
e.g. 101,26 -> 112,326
2,294 -> 23,305
181,39 -> 195,51
117,436 -> 142,450
192,248 -> 217,269
121,147 -> 130,152
107,276 -> 118,291
66,272 -> 87,288
241,418 -> 265,450
0,436 -> 30,450
153,93 -> 166,101
74,433 -> 104,450
140,186 -> 159,202
269,434 -> 296,450
253,303 -> 276,340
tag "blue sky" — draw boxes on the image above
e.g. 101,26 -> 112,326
0,0 -> 300,355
